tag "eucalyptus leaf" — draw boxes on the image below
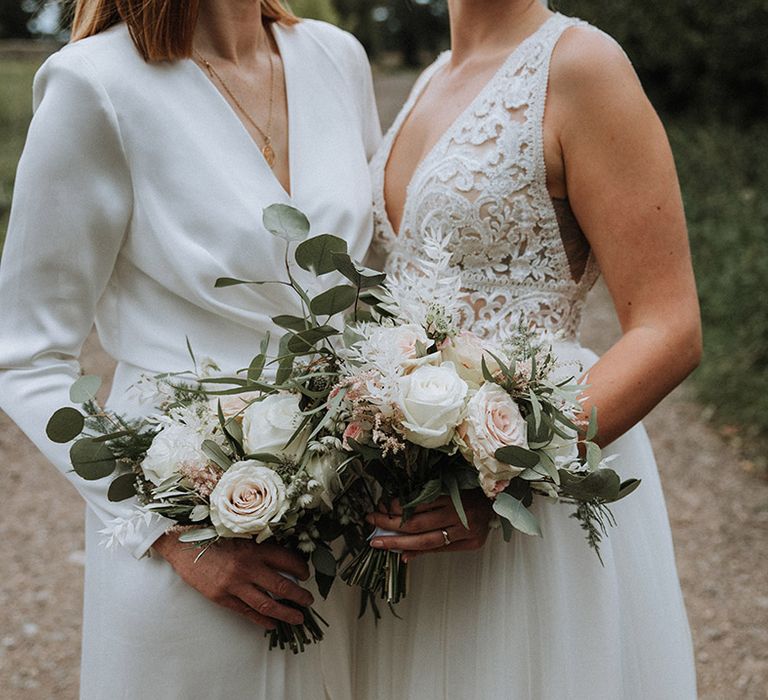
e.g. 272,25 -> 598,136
296,234 -> 348,275
492,492 -> 542,537
309,285 -> 358,317
586,405 -> 599,441
248,354 -> 266,383
46,407 -> 85,444
70,438 -> 116,480
262,203 -> 310,241
272,315 -> 308,332
445,474 -> 469,529
499,516 -> 514,542
107,472 -> 138,502
178,528 -> 218,543
215,277 -> 272,288
558,468 -> 621,502
315,571 -> 335,600
287,325 -> 340,353
616,478 -> 642,501
69,375 -> 102,404
495,445 -> 541,469
311,546 -> 337,577
202,440 -> 232,470
586,442 -> 602,471
331,253 -> 387,288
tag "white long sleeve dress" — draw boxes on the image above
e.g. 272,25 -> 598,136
0,19 -> 380,700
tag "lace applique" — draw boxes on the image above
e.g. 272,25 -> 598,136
371,14 -> 601,342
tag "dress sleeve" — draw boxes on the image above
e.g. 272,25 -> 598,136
349,36 -> 382,161
0,50 -> 173,559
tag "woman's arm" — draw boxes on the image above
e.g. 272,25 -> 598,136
0,49 -> 172,558
549,27 -> 702,445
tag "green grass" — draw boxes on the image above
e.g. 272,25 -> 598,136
0,56 -> 45,250
0,57 -> 766,440
669,122 -> 768,443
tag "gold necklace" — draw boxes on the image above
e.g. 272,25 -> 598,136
194,41 -> 278,168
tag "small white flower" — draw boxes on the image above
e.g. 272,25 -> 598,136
209,461 -> 288,541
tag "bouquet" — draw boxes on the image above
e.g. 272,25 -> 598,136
335,228 -> 643,606
44,203 -> 385,652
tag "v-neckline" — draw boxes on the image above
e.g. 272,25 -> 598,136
187,22 -> 295,199
381,13 -> 559,237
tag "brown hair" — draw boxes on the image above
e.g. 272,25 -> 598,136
71,0 -> 298,62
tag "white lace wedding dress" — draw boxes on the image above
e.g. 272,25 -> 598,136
356,14 -> 697,699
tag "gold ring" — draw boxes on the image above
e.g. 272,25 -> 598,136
441,529 -> 451,546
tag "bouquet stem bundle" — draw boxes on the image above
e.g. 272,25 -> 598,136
341,546 -> 407,605
267,603 -> 328,653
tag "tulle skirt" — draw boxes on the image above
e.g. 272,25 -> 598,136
353,344 -> 697,699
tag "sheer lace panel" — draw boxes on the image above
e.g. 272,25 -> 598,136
371,14 -> 601,342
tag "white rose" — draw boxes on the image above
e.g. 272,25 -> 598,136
304,450 -> 344,509
209,391 -> 261,420
396,362 -> 469,448
209,461 -> 288,541
242,392 -> 308,459
141,423 -> 209,486
458,383 -> 529,497
441,331 -> 499,387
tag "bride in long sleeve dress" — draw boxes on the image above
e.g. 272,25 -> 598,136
0,1 -> 380,697
358,2 -> 699,698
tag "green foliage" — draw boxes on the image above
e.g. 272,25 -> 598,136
288,0 -> 340,24
668,120 -> 768,441
0,57 -> 44,252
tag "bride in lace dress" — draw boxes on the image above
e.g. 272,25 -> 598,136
357,2 -> 699,698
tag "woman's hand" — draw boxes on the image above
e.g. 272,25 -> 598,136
367,490 -> 494,562
152,533 -> 314,630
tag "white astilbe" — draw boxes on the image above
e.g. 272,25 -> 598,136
339,323 -> 411,411
385,226 -> 462,331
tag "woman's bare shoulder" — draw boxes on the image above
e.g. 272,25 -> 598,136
550,23 -> 641,103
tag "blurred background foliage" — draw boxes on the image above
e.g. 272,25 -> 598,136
1,0 -> 766,445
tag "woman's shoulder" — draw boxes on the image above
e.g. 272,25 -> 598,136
549,17 -> 640,100
287,18 -> 369,70
35,23 -> 144,96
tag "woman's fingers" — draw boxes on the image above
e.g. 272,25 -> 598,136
258,544 -> 311,581
370,524 -> 468,552
251,568 -> 314,608
367,506 -> 459,534
234,585 -> 306,626
221,595 -> 276,630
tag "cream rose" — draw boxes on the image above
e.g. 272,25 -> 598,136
242,392 -> 308,459
388,323 -> 430,361
396,362 -> 468,448
209,461 -> 288,541
141,423 -> 209,486
440,331 -> 499,387
458,383 -> 529,497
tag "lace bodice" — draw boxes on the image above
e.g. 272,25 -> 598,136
371,14 -> 601,342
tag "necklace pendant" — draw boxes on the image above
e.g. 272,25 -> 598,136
262,142 -> 276,168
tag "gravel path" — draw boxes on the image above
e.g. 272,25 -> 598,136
1,71 -> 766,700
